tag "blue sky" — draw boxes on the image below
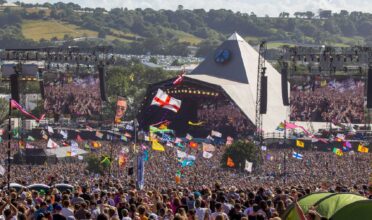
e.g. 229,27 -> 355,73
10,0 -> 372,17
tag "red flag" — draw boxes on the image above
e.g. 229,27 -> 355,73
11,99 -> 45,122
76,134 -> 84,143
189,141 -> 198,149
227,157 -> 235,167
173,70 -> 185,85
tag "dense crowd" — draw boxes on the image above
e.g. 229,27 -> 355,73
0,137 -> 370,220
290,79 -> 365,123
44,75 -> 101,117
197,101 -> 255,137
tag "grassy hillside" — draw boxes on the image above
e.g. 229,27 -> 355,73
22,19 -> 98,41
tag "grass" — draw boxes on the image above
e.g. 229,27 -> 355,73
164,28 -> 202,45
22,19 -> 98,41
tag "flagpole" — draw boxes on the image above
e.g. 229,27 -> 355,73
283,120 -> 287,184
7,98 -> 11,192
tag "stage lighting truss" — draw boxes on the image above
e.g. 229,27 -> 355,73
166,88 -> 219,97
280,45 -> 372,76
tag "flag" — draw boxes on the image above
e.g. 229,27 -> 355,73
60,130 -> 68,139
343,141 -> 352,148
202,151 -> 213,159
18,140 -> 25,149
47,126 -> 54,134
144,150 -> 149,161
0,129 -> 4,136
149,126 -> 174,134
227,157 -> 235,167
189,141 -> 198,149
137,154 -> 145,190
186,133 -> 193,140
152,140 -> 165,152
173,70 -> 185,85
151,89 -> 182,113
266,154 -> 274,161
114,96 -> 127,124
175,171 -> 181,184
92,141 -> 101,149
47,139 -> 59,149
70,140 -> 79,156
124,132 -> 132,138
0,165 -> 5,176
226,136 -> 233,146
244,160 -> 253,172
333,148 -> 344,156
0,137 -> 2,143
166,142 -> 173,147
76,135 -> 84,143
188,121 -> 204,126
118,154 -> 127,167
177,150 -> 187,158
25,136 -> 35,142
181,159 -> 194,167
174,138 -> 182,143
120,135 -> 127,142
296,140 -> 305,148
202,143 -> 215,152
10,99 -> 45,122
211,130 -> 222,138
96,131 -> 104,139
86,126 -> 93,131
261,146 -> 267,151
161,133 -> 173,142
100,156 -> 111,166
276,122 -> 285,131
320,80 -> 327,87
78,155 -> 84,160
26,143 -> 35,149
357,144 -> 369,153
12,128 -> 19,139
349,150 -> 355,155
66,151 -> 72,157
292,152 -> 303,160
125,124 -> 134,131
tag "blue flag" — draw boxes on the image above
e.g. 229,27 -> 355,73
292,152 -> 303,160
136,154 -> 145,190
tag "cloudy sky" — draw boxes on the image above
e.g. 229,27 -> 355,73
10,0 -> 372,17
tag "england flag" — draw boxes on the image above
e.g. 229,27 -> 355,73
151,89 -> 182,113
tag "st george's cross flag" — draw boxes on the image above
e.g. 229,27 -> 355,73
151,89 -> 182,113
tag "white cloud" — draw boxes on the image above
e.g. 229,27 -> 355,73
10,0 -> 372,16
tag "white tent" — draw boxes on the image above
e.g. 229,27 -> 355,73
45,147 -> 88,159
186,33 -> 288,133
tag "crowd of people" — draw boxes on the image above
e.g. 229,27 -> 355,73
290,79 -> 365,124
0,135 -> 371,220
197,100 -> 255,137
44,74 -> 101,117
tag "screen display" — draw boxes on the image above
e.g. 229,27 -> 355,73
43,71 -> 101,118
290,77 -> 365,124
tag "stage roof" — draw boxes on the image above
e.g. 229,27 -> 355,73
187,33 -> 288,132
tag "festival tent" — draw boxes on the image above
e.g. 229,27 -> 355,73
282,193 -> 368,220
330,200 -> 372,220
186,32 -> 288,133
139,32 -> 288,134
283,192 -> 334,220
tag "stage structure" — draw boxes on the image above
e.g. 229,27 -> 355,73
138,33 -> 288,138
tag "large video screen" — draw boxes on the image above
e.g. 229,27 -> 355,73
290,77 -> 365,124
43,72 -> 101,118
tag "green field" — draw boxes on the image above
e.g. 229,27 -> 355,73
22,19 -> 99,40
22,19 -> 133,43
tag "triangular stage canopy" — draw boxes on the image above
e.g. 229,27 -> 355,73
139,33 -> 288,135
186,32 -> 288,133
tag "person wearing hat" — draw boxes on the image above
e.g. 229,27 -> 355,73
52,205 -> 66,220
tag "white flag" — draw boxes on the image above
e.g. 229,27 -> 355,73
47,126 -> 54,134
0,165 -> 5,176
244,160 -> 253,172
26,143 -> 35,149
151,89 -> 182,113
211,130 -> 222,138
261,146 -> 267,151
47,138 -> 59,149
202,151 -> 213,159
78,155 -> 84,160
177,150 -> 187,158
71,140 -> 79,156
60,130 -> 68,139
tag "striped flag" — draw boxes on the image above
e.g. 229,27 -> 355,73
292,152 -> 303,160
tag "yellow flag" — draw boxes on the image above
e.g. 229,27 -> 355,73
358,144 -> 369,153
296,140 -> 305,148
320,80 -> 327,87
152,140 -> 165,152
188,121 -> 204,126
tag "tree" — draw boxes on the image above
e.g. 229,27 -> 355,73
177,5 -> 183,11
0,0 -> 7,4
0,98 -> 8,123
221,140 -> 261,171
149,56 -> 158,64
305,11 -> 314,19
